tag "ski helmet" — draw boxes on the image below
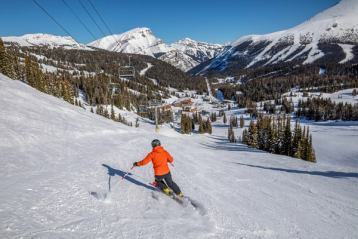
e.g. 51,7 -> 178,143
151,139 -> 161,148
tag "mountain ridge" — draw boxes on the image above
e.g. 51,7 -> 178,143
2,29 -> 224,72
191,0 -> 358,76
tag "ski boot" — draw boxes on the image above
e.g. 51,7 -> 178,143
177,192 -> 184,198
163,187 -> 173,196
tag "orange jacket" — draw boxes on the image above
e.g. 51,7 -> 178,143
137,146 -> 173,176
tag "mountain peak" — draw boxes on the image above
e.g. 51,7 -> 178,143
88,27 -> 168,56
121,27 -> 153,36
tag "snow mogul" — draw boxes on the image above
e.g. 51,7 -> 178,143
133,139 -> 184,198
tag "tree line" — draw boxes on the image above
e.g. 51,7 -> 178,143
242,115 -> 316,162
296,97 -> 358,121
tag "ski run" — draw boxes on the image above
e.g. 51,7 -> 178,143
1,74 -> 358,238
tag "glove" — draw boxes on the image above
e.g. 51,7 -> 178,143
133,162 -> 138,167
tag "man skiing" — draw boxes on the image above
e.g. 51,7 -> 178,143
133,139 -> 184,198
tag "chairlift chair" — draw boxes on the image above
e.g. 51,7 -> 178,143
119,56 -> 135,78
119,65 -> 135,78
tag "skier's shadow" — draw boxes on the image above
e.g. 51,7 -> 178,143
102,164 -> 156,192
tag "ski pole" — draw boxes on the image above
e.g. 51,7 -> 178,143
120,166 -> 134,181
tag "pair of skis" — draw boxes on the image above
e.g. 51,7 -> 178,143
150,181 -> 198,209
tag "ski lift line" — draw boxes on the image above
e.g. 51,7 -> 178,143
61,0 -> 98,41
86,0 -> 120,47
86,0 -> 121,51
32,0 -> 75,39
78,0 -> 107,37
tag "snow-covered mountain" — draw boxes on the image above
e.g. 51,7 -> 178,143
88,28 -> 224,71
2,33 -> 90,50
172,38 -> 224,61
191,0 -> 358,75
2,29 -> 224,72
88,27 -> 170,56
159,38 -> 225,71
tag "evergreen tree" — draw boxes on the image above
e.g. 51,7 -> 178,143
228,126 -> 236,142
61,79 -> 74,103
247,121 -> 258,147
230,115 -> 238,128
117,112 -> 123,122
307,134 -> 316,162
291,120 -> 302,157
353,89 -> 357,97
210,112 -> 217,122
0,38 -> 15,78
223,112 -> 227,124
269,119 -> 279,153
110,105 -> 116,120
282,116 -> 292,156
198,120 -> 205,133
180,114 -> 192,134
240,115 -> 244,128
242,128 -> 248,144
206,118 -> 212,134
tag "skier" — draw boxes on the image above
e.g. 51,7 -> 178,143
133,139 -> 184,198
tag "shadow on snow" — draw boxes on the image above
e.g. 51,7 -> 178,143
201,135 -> 265,153
235,162 -> 358,179
102,164 -> 156,192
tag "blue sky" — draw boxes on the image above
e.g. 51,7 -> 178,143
0,0 -> 338,44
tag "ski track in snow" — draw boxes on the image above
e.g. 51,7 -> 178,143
338,44 -> 355,64
1,74 -> 358,238
139,63 -> 153,76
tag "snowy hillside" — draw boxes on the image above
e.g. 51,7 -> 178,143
88,28 -> 170,57
88,28 -> 224,71
2,33 -> 90,50
1,73 -> 358,238
159,38 -> 225,71
192,0 -> 358,75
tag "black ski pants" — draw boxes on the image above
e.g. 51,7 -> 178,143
155,172 -> 181,195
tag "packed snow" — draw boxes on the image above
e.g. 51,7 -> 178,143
1,74 -> 358,238
139,63 -> 153,76
338,43 -> 355,63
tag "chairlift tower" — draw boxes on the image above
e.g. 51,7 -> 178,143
149,99 -> 162,133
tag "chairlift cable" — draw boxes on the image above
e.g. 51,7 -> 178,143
32,0 -> 75,40
61,0 -> 98,41
78,0 -> 107,37
86,0 -> 122,51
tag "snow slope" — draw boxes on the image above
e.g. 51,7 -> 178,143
2,33 -> 90,50
1,74 -> 358,238
192,0 -> 358,75
88,28 -> 170,57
